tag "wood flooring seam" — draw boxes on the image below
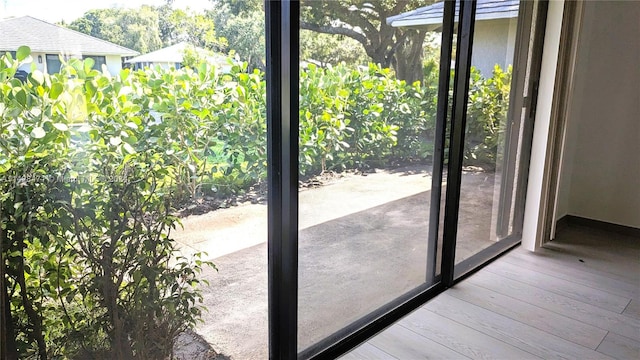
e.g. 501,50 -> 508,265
423,296 -> 615,360
534,248 -> 638,282
420,304 -> 546,359
466,271 -> 637,336
605,328 -> 640,344
394,322 -> 486,360
446,282 -> 609,350
496,256 -> 637,300
483,264 -> 630,313
595,330 -> 611,352
501,252 -> 640,292
621,299 -> 634,315
367,341 -> 400,360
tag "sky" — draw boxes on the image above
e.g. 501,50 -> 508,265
0,0 -> 212,23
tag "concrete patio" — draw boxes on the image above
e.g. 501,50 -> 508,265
173,166 -> 501,359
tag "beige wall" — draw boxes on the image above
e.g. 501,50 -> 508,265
522,0 -> 565,251
556,0 -> 640,228
17,53 -> 123,75
17,52 -> 46,73
471,18 -> 518,76
105,55 -> 123,75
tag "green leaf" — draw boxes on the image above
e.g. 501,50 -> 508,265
31,127 -> 46,139
122,143 -> 136,154
53,123 -> 68,131
50,83 -> 63,99
15,89 -> 26,106
16,46 -> 30,61
110,136 -> 122,146
30,70 -> 44,85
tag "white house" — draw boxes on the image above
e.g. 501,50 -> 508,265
387,0 -> 519,76
0,16 -> 138,75
125,42 -> 231,72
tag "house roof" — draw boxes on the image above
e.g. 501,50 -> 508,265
0,16 -> 138,56
125,42 -> 227,65
387,0 -> 519,29
125,42 -> 195,64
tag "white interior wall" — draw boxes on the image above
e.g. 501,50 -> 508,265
521,0 -> 564,251
556,0 -> 640,228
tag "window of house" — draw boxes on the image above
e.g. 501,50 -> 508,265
45,54 -> 62,74
83,55 -> 106,70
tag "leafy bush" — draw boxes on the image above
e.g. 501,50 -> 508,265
0,47 -> 510,358
133,61 -> 266,201
0,48 -> 211,359
299,62 -> 438,175
465,65 -> 512,168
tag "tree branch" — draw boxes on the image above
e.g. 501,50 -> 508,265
300,21 -> 368,46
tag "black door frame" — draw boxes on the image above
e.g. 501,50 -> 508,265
439,0 -> 478,286
266,1 -> 300,359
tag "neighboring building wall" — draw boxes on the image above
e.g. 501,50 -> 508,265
15,53 -> 123,75
105,55 -> 123,75
17,51 -> 46,73
130,61 -> 232,73
470,18 -> 518,76
556,0 -> 640,228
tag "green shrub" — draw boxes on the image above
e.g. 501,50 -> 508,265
465,65 -> 512,168
0,47 -> 511,357
299,62 -> 438,175
0,48 -> 211,359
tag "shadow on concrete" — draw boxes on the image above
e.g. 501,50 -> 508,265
195,172 -> 496,359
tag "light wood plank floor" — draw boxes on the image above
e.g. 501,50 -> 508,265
342,225 -> 640,359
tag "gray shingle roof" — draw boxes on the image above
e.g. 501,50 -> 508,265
387,0 -> 519,29
0,16 -> 138,56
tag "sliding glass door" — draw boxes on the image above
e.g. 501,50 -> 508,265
452,0 -> 546,278
266,0 -> 547,358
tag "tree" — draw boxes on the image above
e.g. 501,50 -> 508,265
300,0 -> 435,83
67,7 -> 163,54
210,3 -> 265,70
120,6 -> 164,54
300,30 -> 369,67
67,6 -> 225,54
157,6 -> 226,51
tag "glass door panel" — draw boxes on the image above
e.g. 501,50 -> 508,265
296,0 -> 449,355
454,0 -> 537,274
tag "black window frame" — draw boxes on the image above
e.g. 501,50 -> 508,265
45,54 -> 62,74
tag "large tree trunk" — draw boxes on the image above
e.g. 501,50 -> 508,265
393,30 -> 428,84
300,20 -> 427,84
102,252 -> 134,360
1,268 -> 19,360
1,194 -> 48,360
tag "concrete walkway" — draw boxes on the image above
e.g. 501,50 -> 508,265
173,167 -> 497,359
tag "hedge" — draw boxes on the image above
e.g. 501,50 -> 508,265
0,47 -> 509,358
